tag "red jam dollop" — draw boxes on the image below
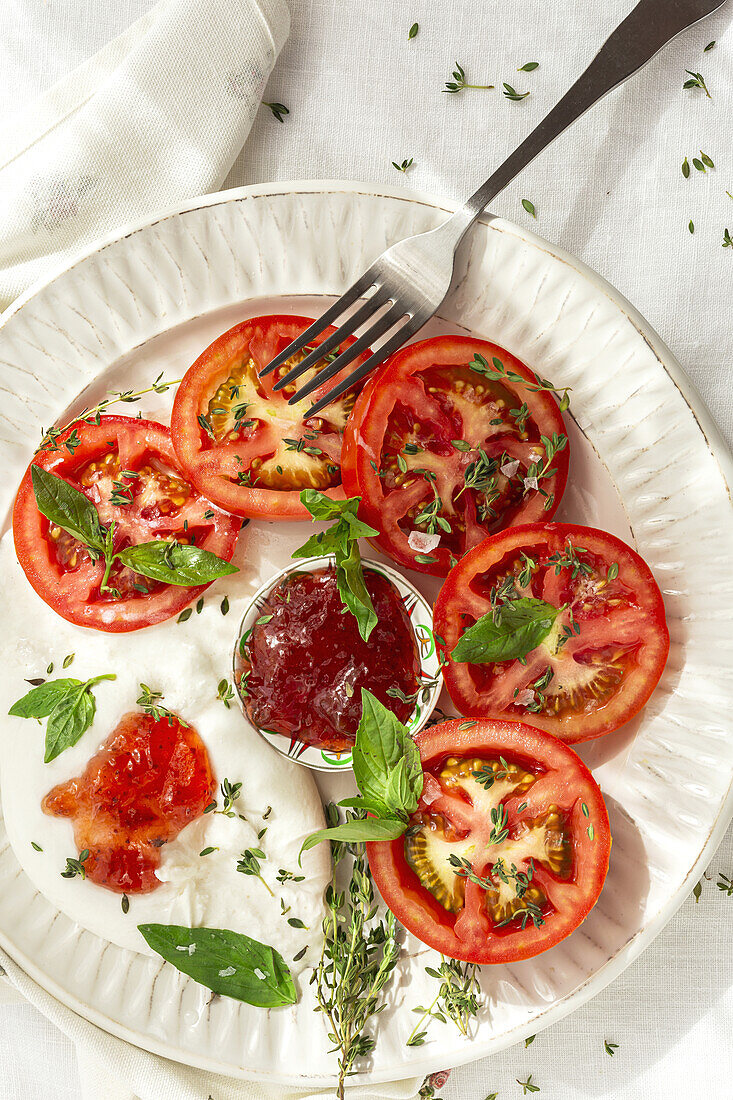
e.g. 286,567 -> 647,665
236,566 -> 422,752
42,711 -> 215,893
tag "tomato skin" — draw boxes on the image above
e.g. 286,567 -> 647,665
366,718 -> 611,964
434,523 -> 670,743
170,315 -> 371,520
342,335 -> 569,577
12,417 -> 240,633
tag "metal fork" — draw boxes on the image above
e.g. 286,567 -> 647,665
261,0 -> 725,416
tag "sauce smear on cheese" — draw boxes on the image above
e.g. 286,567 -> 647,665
42,711 -> 214,893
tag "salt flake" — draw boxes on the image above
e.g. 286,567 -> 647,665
408,530 -> 441,554
500,459 -> 520,478
523,476 -> 539,491
515,688 -> 535,707
254,967 -> 267,981
218,966 -> 236,977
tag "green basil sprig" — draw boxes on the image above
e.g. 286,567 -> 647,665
138,923 -> 297,1007
292,490 -> 379,642
9,674 -> 116,762
451,597 -> 560,665
31,466 -> 237,594
301,690 -> 423,855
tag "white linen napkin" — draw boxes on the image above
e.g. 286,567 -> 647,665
0,0 -> 423,1095
0,0 -> 289,308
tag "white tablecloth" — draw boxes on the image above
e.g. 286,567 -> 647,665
1,1 -> 732,1097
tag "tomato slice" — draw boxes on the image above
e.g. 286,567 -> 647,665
12,416 -> 240,632
341,335 -> 569,576
170,315 -> 371,519
434,523 -> 669,743
366,718 -> 610,963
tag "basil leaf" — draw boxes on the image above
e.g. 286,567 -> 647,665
42,673 -> 116,763
31,466 -> 105,551
138,924 -> 297,1007
9,674 -> 115,762
299,489 -> 359,522
351,690 -> 423,817
451,597 -> 560,664
45,686 -> 95,763
9,678 -> 81,719
116,542 -> 238,586
300,817 -> 407,855
335,540 -> 378,643
294,490 -> 379,642
291,525 -> 347,561
341,511 -> 380,541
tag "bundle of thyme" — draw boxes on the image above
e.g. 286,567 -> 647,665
310,844 -> 400,1099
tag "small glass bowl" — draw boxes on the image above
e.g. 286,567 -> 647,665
232,555 -> 442,772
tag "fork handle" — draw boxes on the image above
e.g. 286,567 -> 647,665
446,0 -> 718,238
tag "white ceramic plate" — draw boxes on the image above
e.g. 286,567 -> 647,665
0,182 -> 732,1087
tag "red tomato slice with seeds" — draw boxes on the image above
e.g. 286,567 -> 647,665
341,335 -> 569,576
170,315 -> 371,520
434,523 -> 669,743
366,718 -> 610,963
13,416 -> 240,632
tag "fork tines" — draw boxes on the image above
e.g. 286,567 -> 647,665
258,269 -> 417,416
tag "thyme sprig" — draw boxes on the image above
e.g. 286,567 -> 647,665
443,62 -> 494,94
392,157 -> 414,173
137,683 -> 186,725
37,373 -> 181,454
407,957 -> 481,1046
683,69 -> 711,97
717,872 -> 733,896
237,848 -> 274,896
311,848 -> 400,1099
469,353 -> 571,411
503,83 -> 530,101
61,849 -> 90,879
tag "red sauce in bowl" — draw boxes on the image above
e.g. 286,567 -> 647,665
42,711 -> 214,893
235,566 -> 421,752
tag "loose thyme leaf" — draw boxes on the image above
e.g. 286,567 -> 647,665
521,198 -> 536,217
451,598 -> 560,664
116,541 -> 238,585
30,466 -> 105,552
138,924 -> 296,1007
408,21 -> 419,38
518,61 -> 539,71
263,101 -> 289,123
